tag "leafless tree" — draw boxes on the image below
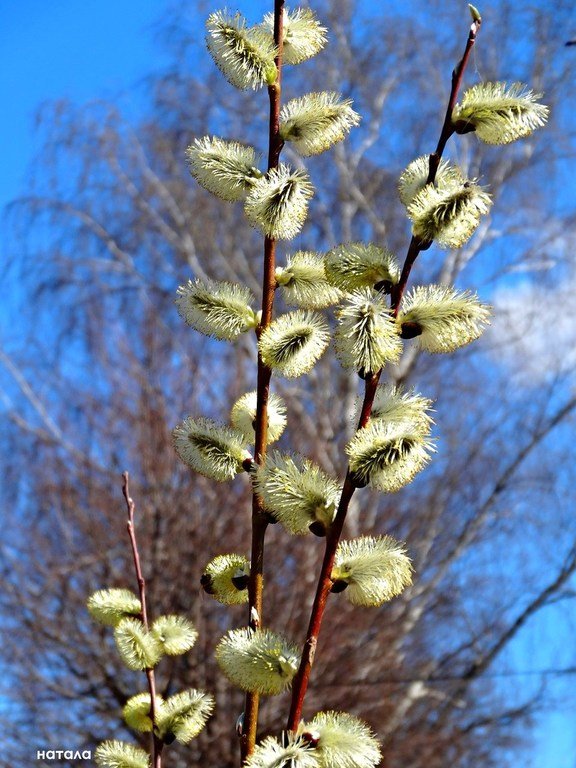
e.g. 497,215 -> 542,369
1,1 -> 575,767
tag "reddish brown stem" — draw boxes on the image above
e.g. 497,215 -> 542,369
428,15 -> 481,183
287,12 -> 482,732
391,235 -> 426,316
241,1 -> 286,761
287,373 -> 380,729
122,472 -> 164,768
392,14 -> 481,314
287,474 -> 355,729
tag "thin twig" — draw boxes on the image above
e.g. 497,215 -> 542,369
392,12 -> 481,314
287,13 -> 482,732
241,1 -> 286,761
428,13 -> 482,182
122,472 -> 164,768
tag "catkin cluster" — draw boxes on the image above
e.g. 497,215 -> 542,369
88,4 -> 548,767
88,589 -> 214,767
169,5 -> 548,767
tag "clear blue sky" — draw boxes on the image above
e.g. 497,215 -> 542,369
0,0 -> 166,210
1,2 -> 574,766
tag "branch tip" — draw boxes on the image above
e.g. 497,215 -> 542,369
468,4 -> 482,24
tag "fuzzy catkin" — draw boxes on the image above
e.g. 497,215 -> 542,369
346,420 -> 434,493
370,385 -> 434,433
122,692 -> 162,733
258,311 -> 330,377
300,712 -> 382,768
156,690 -> 215,744
87,588 -> 141,627
175,279 -> 257,341
201,554 -> 250,605
452,81 -> 549,145
259,8 -> 327,65
407,181 -> 492,248
94,740 -> 149,768
398,285 -> 491,353
244,164 -> 314,240
206,11 -> 277,90
151,615 -> 198,655
276,251 -> 343,308
398,156 -> 465,208
255,451 -> 341,535
332,536 -> 413,606
231,391 -> 287,444
325,243 -> 400,291
114,618 -> 162,671
280,91 -> 360,156
172,417 -> 250,482
335,289 -> 403,374
215,628 -> 299,695
185,136 -> 261,201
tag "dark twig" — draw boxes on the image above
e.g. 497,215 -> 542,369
122,472 -> 163,768
287,12 -> 482,732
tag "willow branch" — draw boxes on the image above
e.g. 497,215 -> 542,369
122,472 -> 163,768
241,1 -> 286,761
392,11 -> 481,314
287,12 -> 482,731
287,373 -> 379,730
428,12 -> 482,180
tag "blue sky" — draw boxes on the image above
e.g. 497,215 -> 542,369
0,0 -> 166,210
2,2 -> 575,765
